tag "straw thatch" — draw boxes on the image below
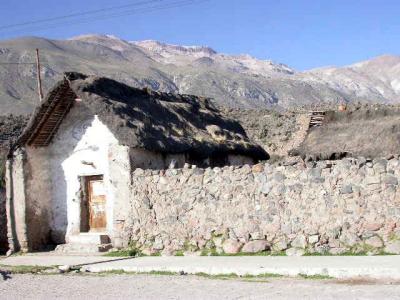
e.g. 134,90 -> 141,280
15,72 -> 268,161
294,106 -> 400,160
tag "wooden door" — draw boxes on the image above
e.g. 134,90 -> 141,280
87,176 -> 107,231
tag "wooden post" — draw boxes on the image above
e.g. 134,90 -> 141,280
35,48 -> 43,102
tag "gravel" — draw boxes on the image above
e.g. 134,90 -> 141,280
0,274 -> 399,300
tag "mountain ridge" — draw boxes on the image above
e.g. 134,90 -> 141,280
0,34 -> 399,115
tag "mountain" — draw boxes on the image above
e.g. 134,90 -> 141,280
305,55 -> 400,104
0,34 -> 399,115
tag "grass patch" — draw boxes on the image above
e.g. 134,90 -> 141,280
225,251 -> 271,256
95,269 -> 179,276
0,264 -> 54,274
88,269 -> 284,280
147,270 -> 179,276
199,249 -> 285,256
104,249 -> 140,257
242,273 -> 284,279
194,272 -> 239,280
299,273 -> 333,280
303,250 -> 397,256
194,272 -> 283,280
96,269 -> 128,275
104,249 -> 162,257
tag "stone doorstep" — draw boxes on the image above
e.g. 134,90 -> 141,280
54,233 -> 112,254
68,233 -> 111,245
55,242 -> 112,254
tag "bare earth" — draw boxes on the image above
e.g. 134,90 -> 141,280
1,274 -> 400,300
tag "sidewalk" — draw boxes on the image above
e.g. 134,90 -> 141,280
1,254 -> 400,280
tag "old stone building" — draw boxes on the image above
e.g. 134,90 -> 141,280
5,74 -> 400,256
294,106 -> 400,160
6,72 -> 268,253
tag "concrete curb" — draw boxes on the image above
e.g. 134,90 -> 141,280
83,256 -> 400,280
2,255 -> 400,280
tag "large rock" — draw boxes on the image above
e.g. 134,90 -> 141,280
384,241 -> 400,254
308,235 -> 319,245
365,236 -> 383,248
340,184 -> 353,194
363,222 -> 383,232
241,240 -> 270,253
273,239 -> 288,251
340,232 -> 360,247
252,164 -> 264,173
222,240 -> 243,254
364,176 -> 381,185
291,234 -> 307,249
382,174 -> 398,185
285,248 -> 305,256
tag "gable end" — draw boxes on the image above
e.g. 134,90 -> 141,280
19,80 -> 77,147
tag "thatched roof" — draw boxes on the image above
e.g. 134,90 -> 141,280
15,72 -> 268,160
294,106 -> 400,160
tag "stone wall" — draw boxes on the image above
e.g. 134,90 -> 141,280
124,157 -> 400,256
0,188 -> 7,253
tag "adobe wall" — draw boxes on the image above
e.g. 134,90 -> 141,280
0,188 -> 6,253
6,150 -> 28,252
124,157 -> 400,255
24,147 -> 53,249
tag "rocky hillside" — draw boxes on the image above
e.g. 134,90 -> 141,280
222,109 -> 303,157
0,35 -> 399,115
0,114 -> 28,187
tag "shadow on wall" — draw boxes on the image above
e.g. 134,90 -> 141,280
23,110 -> 96,250
0,188 -> 7,254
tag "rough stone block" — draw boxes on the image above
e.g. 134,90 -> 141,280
252,163 -> 264,173
363,222 -> 383,232
308,234 -> 319,245
328,247 -> 347,255
365,236 -> 383,248
222,239 -> 243,254
340,232 -> 360,247
241,240 -> 270,253
384,241 -> 400,254
340,184 -> 353,194
382,174 -> 398,185
272,239 -> 288,251
364,176 -> 381,185
285,248 -> 305,256
291,234 -> 307,249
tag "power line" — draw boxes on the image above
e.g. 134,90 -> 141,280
0,62 -> 36,65
0,0 -> 165,31
0,0 -> 208,35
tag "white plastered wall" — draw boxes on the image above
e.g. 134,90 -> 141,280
25,103 -> 130,245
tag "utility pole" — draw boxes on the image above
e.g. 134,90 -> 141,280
35,48 -> 43,102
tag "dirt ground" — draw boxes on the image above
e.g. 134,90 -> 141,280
0,274 -> 399,300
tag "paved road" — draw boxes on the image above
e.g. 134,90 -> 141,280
1,274 -> 400,300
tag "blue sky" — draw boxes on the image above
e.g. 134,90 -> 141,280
0,0 -> 399,70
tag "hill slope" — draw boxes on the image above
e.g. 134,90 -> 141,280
0,34 -> 399,115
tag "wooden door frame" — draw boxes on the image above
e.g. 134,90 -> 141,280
79,174 -> 106,233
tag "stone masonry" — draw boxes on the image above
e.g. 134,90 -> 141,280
122,157 -> 400,256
